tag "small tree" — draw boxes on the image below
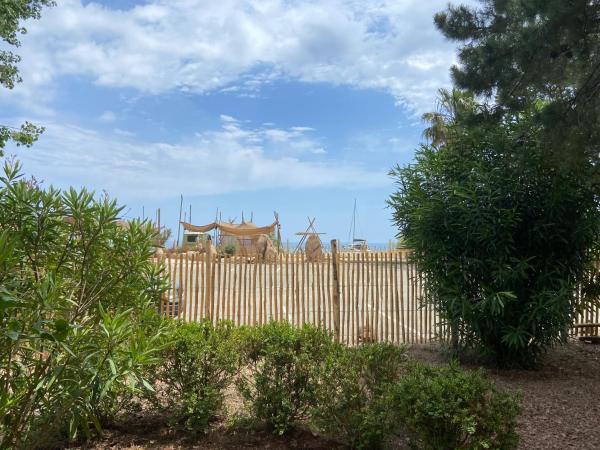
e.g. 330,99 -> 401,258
388,113 -> 600,367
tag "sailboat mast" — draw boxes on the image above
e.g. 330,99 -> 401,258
352,198 -> 357,242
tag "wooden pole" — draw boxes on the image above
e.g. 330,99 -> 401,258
353,252 -> 359,345
194,253 -> 200,321
176,194 -> 183,248
285,252 -> 290,323
326,253 -> 332,333
331,239 -> 341,342
204,238 -> 213,320
177,252 -> 184,320
217,252 -> 223,321
252,257 -> 258,326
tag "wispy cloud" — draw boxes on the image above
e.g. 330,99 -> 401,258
6,0 -> 464,114
15,116 -> 387,200
98,110 -> 116,122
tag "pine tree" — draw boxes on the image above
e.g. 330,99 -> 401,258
435,0 -> 600,168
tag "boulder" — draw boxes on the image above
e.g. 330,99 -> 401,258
305,235 -> 324,262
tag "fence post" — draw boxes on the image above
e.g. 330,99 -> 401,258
204,238 -> 214,320
331,239 -> 341,342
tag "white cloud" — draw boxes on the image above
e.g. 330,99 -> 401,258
14,116 -> 386,200
98,110 -> 116,122
5,0 -> 467,114
113,127 -> 136,137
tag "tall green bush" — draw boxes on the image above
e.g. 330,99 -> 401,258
237,322 -> 334,435
0,161 -> 168,449
389,115 -> 600,367
151,319 -> 241,433
312,342 -> 406,449
391,362 -> 520,450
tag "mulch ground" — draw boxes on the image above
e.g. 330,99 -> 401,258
409,341 -> 600,450
70,341 -> 600,450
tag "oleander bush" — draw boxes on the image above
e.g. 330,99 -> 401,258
0,160 -> 169,449
311,342 -> 407,449
150,319 -> 241,433
392,362 -> 521,450
236,321 -> 334,435
389,113 -> 600,367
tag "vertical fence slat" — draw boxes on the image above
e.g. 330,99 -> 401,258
186,253 -> 191,320
383,252 -> 389,342
279,253 -> 284,321
270,258 -> 275,322
360,251 -> 366,342
331,240 -> 341,342
252,258 -> 258,326
301,252 -> 306,325
219,255 -> 225,321
393,251 -> 400,344
341,253 -> 351,344
293,252 -> 299,326
193,254 -> 200,321
177,253 -> 183,320
243,257 -> 249,326
375,252 -> 381,342
310,260 -> 316,326
351,253 -> 360,345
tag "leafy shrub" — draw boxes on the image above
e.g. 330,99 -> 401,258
392,362 -> 520,450
388,113 -> 600,367
237,322 -> 334,435
151,319 -> 241,433
312,342 -> 406,449
222,242 -> 237,256
0,161 -> 168,449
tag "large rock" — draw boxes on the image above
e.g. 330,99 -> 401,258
256,235 -> 278,262
305,234 -> 323,262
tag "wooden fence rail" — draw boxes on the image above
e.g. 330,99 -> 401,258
155,247 -> 599,344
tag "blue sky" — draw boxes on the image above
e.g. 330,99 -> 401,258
0,0 -> 464,244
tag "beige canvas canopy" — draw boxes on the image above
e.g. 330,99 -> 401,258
180,220 -> 277,237
180,221 -> 218,233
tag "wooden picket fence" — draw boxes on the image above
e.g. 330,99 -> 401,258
156,247 -> 444,345
156,247 -> 599,344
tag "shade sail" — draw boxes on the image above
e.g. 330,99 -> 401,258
219,222 -> 277,236
180,221 -> 217,233
180,221 -> 277,236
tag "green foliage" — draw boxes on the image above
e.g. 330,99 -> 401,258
389,114 -> 600,367
434,0 -> 600,167
1,0 -> 55,88
151,319 -> 241,434
1,1 -> 54,153
0,160 -> 169,449
421,88 -> 479,147
312,342 -> 406,449
237,322 -> 334,435
222,242 -> 237,256
0,122 -> 45,154
392,362 -> 520,450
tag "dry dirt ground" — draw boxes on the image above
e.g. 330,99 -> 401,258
70,341 -> 600,450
